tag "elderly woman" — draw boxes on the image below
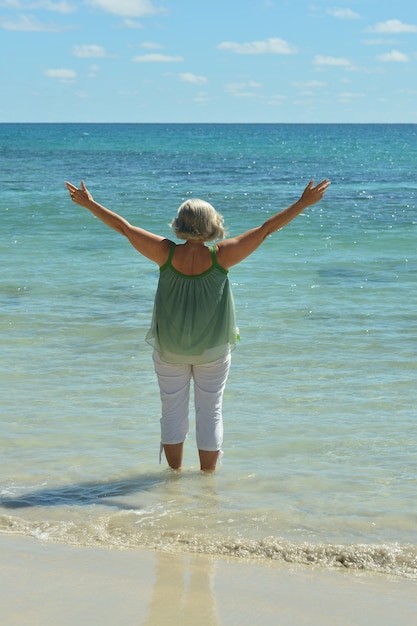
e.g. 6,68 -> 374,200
65,178 -> 330,472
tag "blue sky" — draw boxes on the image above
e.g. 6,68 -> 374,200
1,0 -> 416,122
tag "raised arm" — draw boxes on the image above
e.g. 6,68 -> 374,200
65,181 -> 171,265
216,179 -> 330,268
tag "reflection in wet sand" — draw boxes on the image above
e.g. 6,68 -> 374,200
144,552 -> 218,626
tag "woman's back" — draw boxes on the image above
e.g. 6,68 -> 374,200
146,243 -> 238,365
168,241 -> 215,275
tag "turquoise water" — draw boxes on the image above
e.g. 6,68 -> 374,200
1,124 -> 416,578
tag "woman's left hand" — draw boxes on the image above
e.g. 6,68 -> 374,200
65,180 -> 93,208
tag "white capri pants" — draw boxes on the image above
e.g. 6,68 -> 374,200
152,350 -> 231,455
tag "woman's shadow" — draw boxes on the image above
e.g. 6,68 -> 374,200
0,471 -> 174,512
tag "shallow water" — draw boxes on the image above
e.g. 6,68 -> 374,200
1,123 -> 416,578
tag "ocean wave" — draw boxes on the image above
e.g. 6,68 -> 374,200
1,514 -> 416,580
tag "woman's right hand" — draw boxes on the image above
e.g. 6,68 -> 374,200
299,178 -> 331,207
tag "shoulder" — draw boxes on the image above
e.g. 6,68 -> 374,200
214,239 -> 237,269
215,225 -> 267,268
158,239 -> 176,266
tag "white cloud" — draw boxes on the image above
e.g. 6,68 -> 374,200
338,91 -> 364,100
72,44 -> 109,58
293,80 -> 326,88
179,73 -> 207,85
327,8 -> 360,19
141,41 -> 163,50
217,37 -> 297,55
368,19 -> 417,34
0,13 -> 65,30
377,50 -> 410,62
363,38 -> 397,46
86,0 -> 159,18
87,64 -> 100,77
313,55 -> 352,67
268,94 -> 286,105
194,91 -> 212,103
132,53 -> 183,62
397,88 -> 417,95
44,1 -> 75,12
122,19 -> 143,28
0,0 -> 75,11
225,81 -> 262,97
44,68 -> 76,82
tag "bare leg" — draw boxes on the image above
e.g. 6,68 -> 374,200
163,443 -> 184,470
198,450 -> 219,473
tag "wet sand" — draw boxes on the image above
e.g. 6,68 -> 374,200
0,535 -> 416,625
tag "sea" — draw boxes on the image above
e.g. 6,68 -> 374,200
1,123 -> 416,579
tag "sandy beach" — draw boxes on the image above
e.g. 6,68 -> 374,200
0,535 -> 416,625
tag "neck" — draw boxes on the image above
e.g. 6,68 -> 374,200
185,240 -> 206,246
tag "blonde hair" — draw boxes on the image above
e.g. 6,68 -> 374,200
171,199 -> 225,242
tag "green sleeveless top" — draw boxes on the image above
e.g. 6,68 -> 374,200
146,244 -> 239,364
